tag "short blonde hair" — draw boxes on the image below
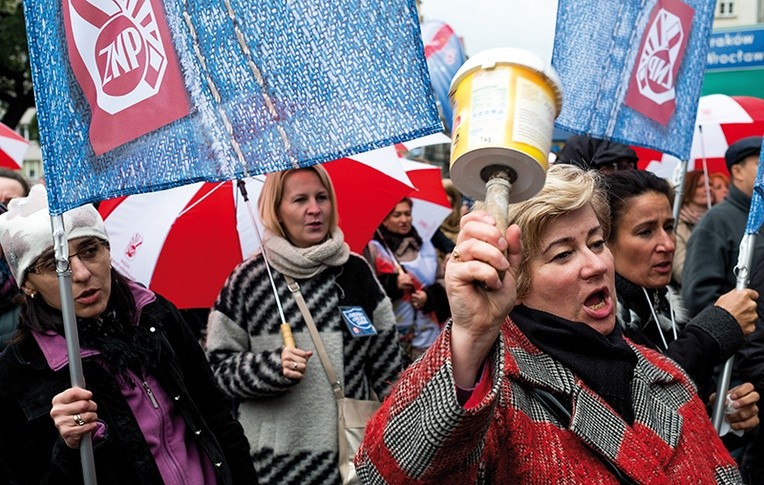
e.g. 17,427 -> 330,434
258,166 -> 339,239
506,164 -> 610,298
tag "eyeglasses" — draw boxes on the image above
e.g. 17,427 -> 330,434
27,240 -> 110,276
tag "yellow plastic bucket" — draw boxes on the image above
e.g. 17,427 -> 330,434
448,48 -> 563,201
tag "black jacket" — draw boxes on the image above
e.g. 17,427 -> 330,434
615,274 -> 744,392
0,295 -> 256,484
681,184 -> 764,395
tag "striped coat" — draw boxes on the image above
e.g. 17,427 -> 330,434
356,318 -> 742,484
206,253 -> 402,484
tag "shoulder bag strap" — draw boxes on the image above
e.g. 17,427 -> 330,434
284,275 -> 345,401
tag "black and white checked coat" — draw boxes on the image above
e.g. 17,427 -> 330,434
357,318 -> 743,484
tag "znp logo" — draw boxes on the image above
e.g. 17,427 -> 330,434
67,0 -> 168,115
63,0 -> 190,155
625,0 -> 694,126
634,8 -> 684,104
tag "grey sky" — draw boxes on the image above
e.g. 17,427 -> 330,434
420,0 -> 559,61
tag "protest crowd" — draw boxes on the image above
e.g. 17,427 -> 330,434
0,131 -> 763,484
3,0 -> 764,483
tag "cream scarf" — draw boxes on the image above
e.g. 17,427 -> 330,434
261,227 -> 350,279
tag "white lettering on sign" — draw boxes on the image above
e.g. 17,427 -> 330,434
99,27 -> 142,84
66,0 -> 168,114
634,8 -> 684,105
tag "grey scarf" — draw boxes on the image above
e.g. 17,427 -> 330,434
262,227 -> 350,279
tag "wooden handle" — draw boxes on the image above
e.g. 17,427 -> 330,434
280,323 -> 296,349
484,173 -> 512,281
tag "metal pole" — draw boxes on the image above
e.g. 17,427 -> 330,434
712,233 -> 756,432
235,180 -> 294,348
51,215 -> 97,484
672,159 -> 689,224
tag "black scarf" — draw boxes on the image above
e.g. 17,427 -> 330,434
614,273 -> 669,326
36,299 -> 160,388
511,305 -> 638,424
374,225 -> 422,253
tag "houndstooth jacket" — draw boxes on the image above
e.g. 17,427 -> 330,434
356,317 -> 742,484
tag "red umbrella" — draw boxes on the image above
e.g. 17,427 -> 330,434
324,147 -> 414,252
400,158 -> 451,242
636,95 -> 764,177
0,122 -> 30,170
99,149 -> 416,309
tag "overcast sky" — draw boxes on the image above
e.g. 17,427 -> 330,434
420,0 -> 560,62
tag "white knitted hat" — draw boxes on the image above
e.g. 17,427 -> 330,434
0,184 -> 108,287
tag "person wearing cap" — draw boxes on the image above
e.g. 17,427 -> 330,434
0,185 -> 257,483
555,134 -> 639,173
682,135 -> 764,482
0,168 -> 30,349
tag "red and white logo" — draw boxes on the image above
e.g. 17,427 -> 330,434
63,0 -> 190,154
625,0 -> 694,126
125,232 -> 143,259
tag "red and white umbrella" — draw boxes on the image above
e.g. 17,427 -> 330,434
324,146 -> 414,252
99,178 -> 264,310
99,147 -> 417,309
0,122 -> 30,170
394,132 -> 453,241
400,158 -> 452,242
636,95 -> 764,178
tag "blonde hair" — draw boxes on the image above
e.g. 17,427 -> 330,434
506,164 -> 610,298
258,166 -> 339,239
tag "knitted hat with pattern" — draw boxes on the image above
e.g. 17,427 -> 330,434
0,184 -> 108,287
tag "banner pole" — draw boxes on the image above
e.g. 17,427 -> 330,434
51,215 -> 97,485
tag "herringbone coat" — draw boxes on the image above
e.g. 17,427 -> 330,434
357,318 -> 742,484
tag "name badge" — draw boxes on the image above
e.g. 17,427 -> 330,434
340,306 -> 377,337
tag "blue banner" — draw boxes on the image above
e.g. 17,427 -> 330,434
707,27 -> 764,72
420,19 -> 466,132
746,145 -> 764,235
24,0 -> 441,214
552,0 -> 716,160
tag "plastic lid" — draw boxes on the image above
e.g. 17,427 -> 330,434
449,47 -> 563,114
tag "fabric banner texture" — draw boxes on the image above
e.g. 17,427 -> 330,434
746,149 -> 764,235
552,0 -> 715,160
420,19 -> 466,132
24,0 -> 441,214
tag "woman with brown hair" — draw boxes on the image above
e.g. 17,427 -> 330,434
673,169 -> 712,285
367,197 -> 450,364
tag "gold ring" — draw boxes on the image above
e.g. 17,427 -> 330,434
73,413 -> 85,427
452,249 -> 461,261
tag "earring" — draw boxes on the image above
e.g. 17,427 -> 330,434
30,292 -> 36,299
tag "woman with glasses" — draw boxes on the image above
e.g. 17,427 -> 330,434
0,185 -> 256,484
